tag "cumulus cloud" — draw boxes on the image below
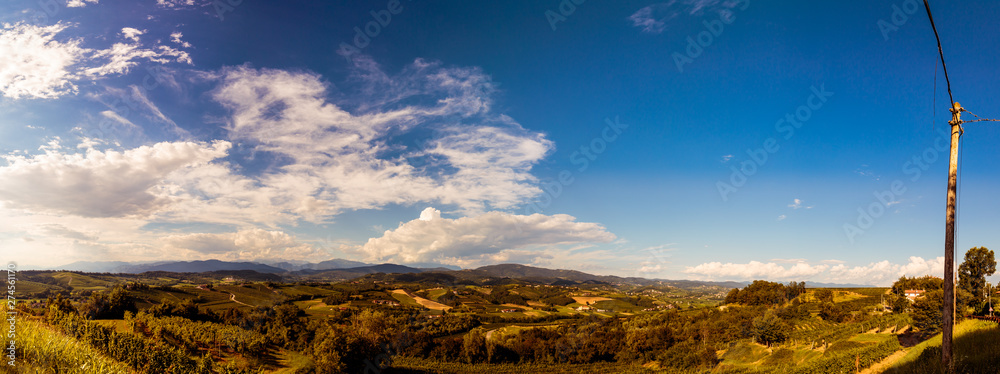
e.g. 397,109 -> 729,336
0,22 -> 192,100
357,207 -> 616,267
170,31 -> 192,48
156,0 -> 196,8
0,23 -> 87,99
164,228 -> 320,261
212,60 -> 553,216
121,27 -> 145,42
827,256 -> 946,286
684,261 -> 828,280
0,141 -> 230,217
67,0 -> 99,7
683,256 -> 947,286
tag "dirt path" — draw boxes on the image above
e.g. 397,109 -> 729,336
393,289 -> 451,311
230,293 -> 252,307
860,348 -> 909,374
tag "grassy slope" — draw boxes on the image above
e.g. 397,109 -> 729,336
883,319 -> 1000,374
8,317 -> 132,374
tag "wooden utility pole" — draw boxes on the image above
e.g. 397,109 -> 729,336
942,101 -> 962,374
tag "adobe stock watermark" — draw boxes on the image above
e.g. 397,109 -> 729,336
673,0 -> 750,73
544,0 -> 587,31
877,0 -> 920,41
521,116 -> 628,217
26,0 -> 88,24
337,0 -> 406,62
843,128 -> 951,243
5,262 -> 16,368
213,0 -> 248,21
717,84 -> 833,201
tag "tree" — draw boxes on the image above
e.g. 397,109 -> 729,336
958,246 -> 996,309
819,302 -> 844,322
890,294 -> 910,314
463,327 -> 487,363
913,289 -> 944,336
814,289 -> 834,303
751,311 -> 787,346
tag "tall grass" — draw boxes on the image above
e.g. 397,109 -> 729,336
884,319 -> 1000,374
5,316 -> 132,374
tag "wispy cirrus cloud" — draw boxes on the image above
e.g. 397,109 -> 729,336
628,0 -> 742,34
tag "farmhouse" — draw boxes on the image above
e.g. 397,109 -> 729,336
904,289 -> 925,301
576,305 -> 592,311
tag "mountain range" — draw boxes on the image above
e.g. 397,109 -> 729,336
40,259 -> 874,288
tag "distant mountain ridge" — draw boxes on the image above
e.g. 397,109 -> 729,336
44,260 -> 875,287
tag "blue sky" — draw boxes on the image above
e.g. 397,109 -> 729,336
1,0 -> 999,286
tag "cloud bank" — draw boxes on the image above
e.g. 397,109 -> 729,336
683,256 -> 947,286
357,207 -> 616,267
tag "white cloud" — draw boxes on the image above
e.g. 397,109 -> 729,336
628,1 -> 738,34
66,0 -> 99,7
827,256 -> 946,286
37,223 -> 98,241
0,23 -> 87,99
357,207 -> 616,267
100,110 -> 139,128
683,256 -> 947,286
84,43 -> 191,76
121,27 -> 145,42
0,22 -> 193,100
0,141 -> 230,217
637,261 -> 664,273
156,0 -> 196,8
170,31 -> 192,48
164,228 -> 321,262
770,258 -> 807,264
777,214 -> 786,221
94,85 -> 189,138
628,3 -> 679,34
684,261 -> 828,280
787,198 -> 813,210
212,61 -> 553,216
720,154 -> 733,162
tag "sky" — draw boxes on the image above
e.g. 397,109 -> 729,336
1,0 -> 999,286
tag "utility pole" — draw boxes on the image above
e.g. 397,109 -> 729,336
942,101 -> 961,374
923,2 -> 1000,371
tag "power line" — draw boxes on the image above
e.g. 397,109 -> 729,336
923,0 -> 954,105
